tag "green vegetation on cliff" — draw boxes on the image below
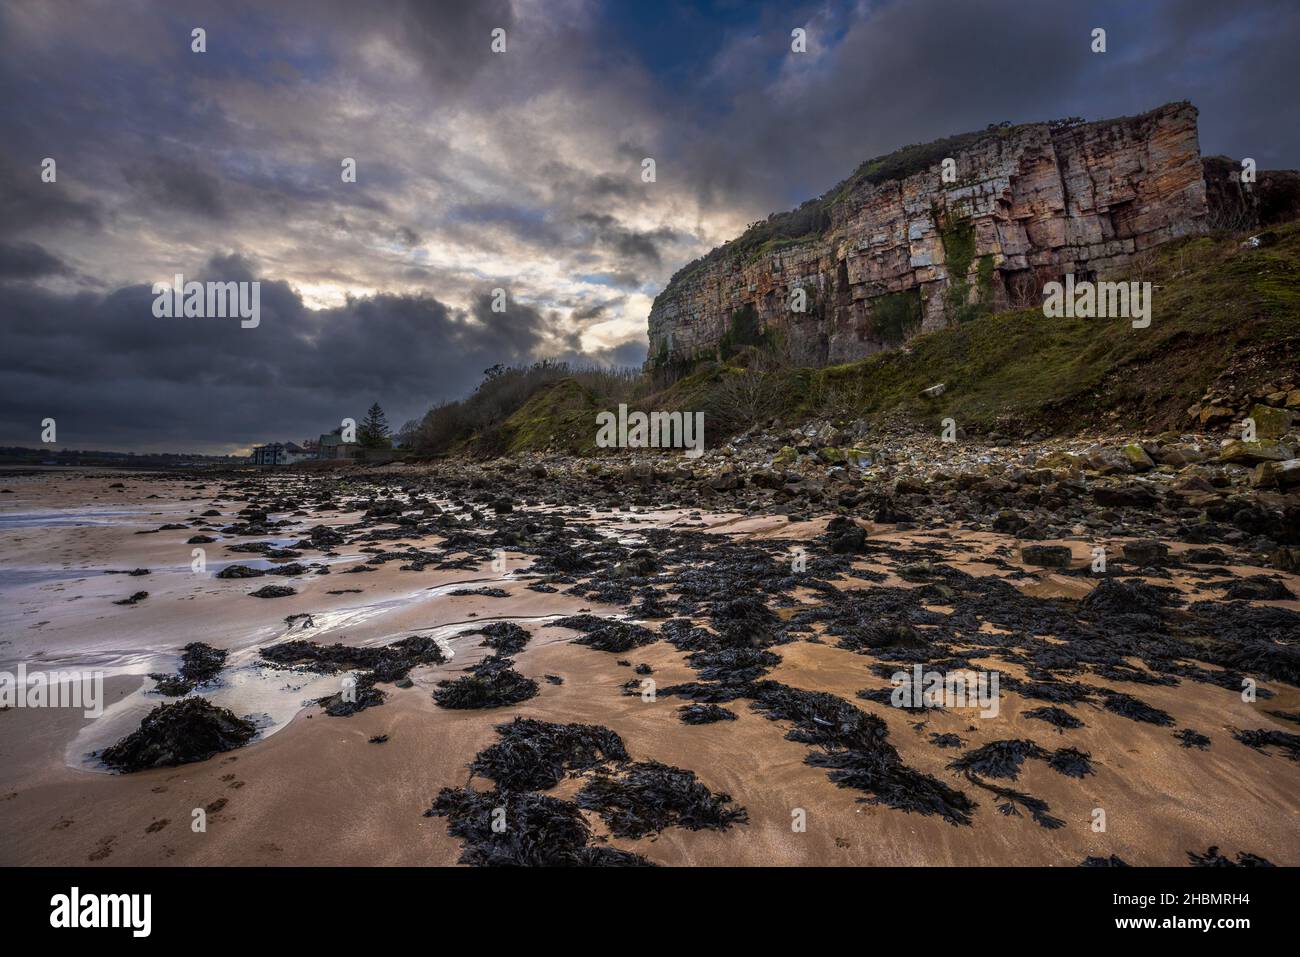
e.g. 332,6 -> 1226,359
431,220 -> 1299,456
655,223 -> 1299,437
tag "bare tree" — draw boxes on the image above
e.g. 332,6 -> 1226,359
711,366 -> 781,433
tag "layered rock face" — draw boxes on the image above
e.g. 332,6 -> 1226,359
648,102 -> 1208,367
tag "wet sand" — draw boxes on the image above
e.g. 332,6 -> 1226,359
1,470 -> 1297,866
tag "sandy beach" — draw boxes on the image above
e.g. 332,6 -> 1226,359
0,466 -> 1296,867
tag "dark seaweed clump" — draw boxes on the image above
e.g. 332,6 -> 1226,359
949,739 -> 1093,780
948,739 -> 1047,780
1187,846 -> 1275,867
101,698 -> 255,772
567,620 -> 658,653
1046,746 -> 1094,778
748,680 -> 976,826
1175,728 -> 1211,750
575,761 -> 748,838
677,703 -> 737,724
470,717 -> 629,790
249,584 -> 295,598
1023,705 -> 1084,731
433,655 -> 539,709
317,672 -> 386,716
960,771 -> 1065,829
1232,728 -> 1300,762
263,634 -> 451,715
426,714 -> 743,865
426,787 -> 653,867
1080,578 -> 1180,617
1220,575 -> 1295,601
463,621 -> 530,655
1081,855 -> 1130,867
151,642 -> 227,696
261,634 -> 448,683
1102,691 -> 1174,726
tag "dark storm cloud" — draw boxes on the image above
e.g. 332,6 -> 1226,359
0,241 -> 69,280
0,0 -> 1296,452
380,0 -> 516,92
574,213 -> 681,267
671,0 -> 1300,217
122,156 -> 229,220
448,202 -> 567,247
0,157 -> 103,237
0,266 -> 559,452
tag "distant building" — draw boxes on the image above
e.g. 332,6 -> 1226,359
316,431 -> 360,460
250,442 -> 312,466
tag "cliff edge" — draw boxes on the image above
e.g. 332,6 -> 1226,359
648,102 -> 1209,368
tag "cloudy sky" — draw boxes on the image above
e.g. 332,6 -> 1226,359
2,0 -> 1298,453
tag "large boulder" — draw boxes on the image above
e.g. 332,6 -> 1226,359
771,446 -> 797,466
1197,404 -> 1236,427
1021,544 -> 1073,568
1122,540 -> 1170,566
1248,404 -> 1296,440
1083,447 -> 1131,475
1121,443 -> 1155,472
1251,459 -> 1300,489
1155,443 -> 1208,466
1220,440 -> 1288,465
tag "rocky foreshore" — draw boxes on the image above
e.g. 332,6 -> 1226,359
2,412 -> 1298,866
347,399 -> 1300,575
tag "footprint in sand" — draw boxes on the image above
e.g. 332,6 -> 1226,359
227,780 -> 245,790
220,773 -> 236,781
51,817 -> 74,830
145,819 -> 168,833
205,798 -> 228,814
88,836 -> 115,861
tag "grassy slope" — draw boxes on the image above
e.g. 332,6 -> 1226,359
487,222 -> 1300,453
493,377 -> 608,455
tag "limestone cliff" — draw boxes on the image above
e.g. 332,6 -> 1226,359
648,102 -> 1209,368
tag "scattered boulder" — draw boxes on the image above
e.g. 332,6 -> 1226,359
1220,440 -> 1288,465
1247,404 -> 1295,440
1122,540 -> 1169,566
1121,443 -> 1155,472
1251,458 -> 1300,489
1021,544 -> 1072,568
